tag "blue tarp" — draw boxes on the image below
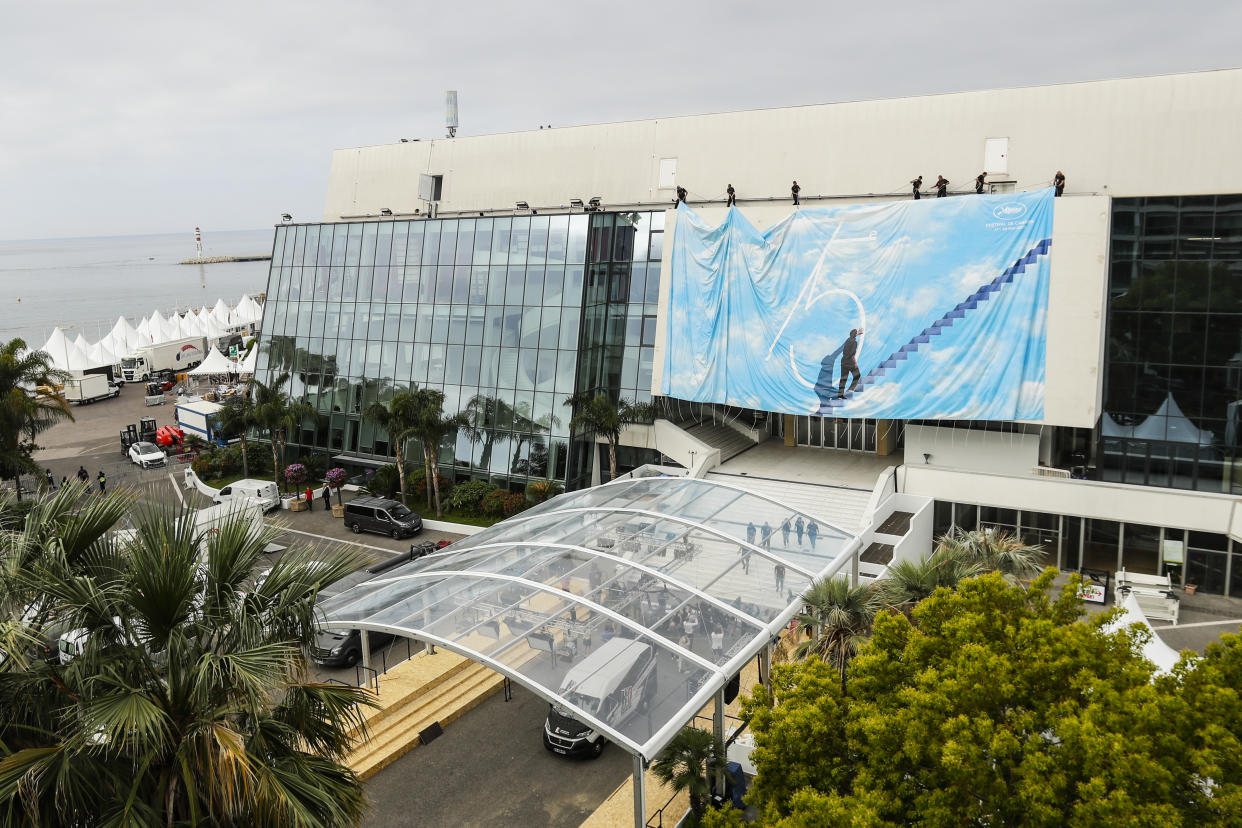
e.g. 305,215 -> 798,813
662,189 -> 1054,420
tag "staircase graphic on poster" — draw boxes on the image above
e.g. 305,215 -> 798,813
815,237 -> 1052,414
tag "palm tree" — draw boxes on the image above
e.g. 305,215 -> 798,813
935,527 -> 1045,582
408,387 -> 467,517
793,576 -> 877,692
250,371 -> 321,489
0,338 -> 73,500
875,549 -> 984,613
214,393 -> 258,478
363,391 -> 420,506
562,392 -> 654,482
0,500 -> 373,826
651,727 -> 727,821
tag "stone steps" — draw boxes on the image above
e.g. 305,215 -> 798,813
347,657 -> 505,781
684,423 -> 757,463
705,472 -> 873,533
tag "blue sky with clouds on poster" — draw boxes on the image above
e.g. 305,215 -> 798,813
663,189 -> 1054,419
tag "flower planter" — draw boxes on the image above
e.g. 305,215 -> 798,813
288,499 -> 309,512
332,504 -> 345,518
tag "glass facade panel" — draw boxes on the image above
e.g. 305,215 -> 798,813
1102,195 -> 1242,494
257,213 -> 662,490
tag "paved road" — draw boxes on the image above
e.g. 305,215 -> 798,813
363,683 -> 631,828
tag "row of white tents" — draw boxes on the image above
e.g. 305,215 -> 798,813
188,344 -> 257,376
38,295 -> 264,373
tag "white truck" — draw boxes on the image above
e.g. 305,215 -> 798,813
120,336 -> 207,383
63,374 -> 120,405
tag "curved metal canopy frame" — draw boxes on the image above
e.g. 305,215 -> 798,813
316,475 -> 861,761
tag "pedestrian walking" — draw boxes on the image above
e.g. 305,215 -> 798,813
683,611 -> 698,649
740,544 -> 752,575
710,626 -> 724,659
726,184 -> 736,207
975,172 -> 987,194
761,521 -> 773,551
97,470 -> 106,494
774,563 -> 786,592
60,475 -> 68,489
911,175 -> 923,200
321,484 -> 331,510
1054,170 -> 1066,197
781,517 -> 791,546
45,469 -> 55,490
807,520 -> 819,549
791,180 -> 801,206
305,486 -> 314,510
934,175 -> 949,197
77,466 -> 89,484
746,521 -> 756,545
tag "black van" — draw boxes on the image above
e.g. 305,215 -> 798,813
343,497 -> 423,539
311,628 -> 397,668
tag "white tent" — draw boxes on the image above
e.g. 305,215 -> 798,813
108,317 -> 138,354
41,328 -> 99,372
238,346 -> 257,375
72,333 -> 90,353
136,318 -> 151,338
87,340 -> 119,368
210,298 -> 233,329
1101,393 -> 1214,446
234,294 -> 264,326
1104,591 -> 1187,676
189,347 -> 239,376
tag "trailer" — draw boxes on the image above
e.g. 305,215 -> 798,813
120,336 -> 207,383
174,398 -> 228,445
63,374 -> 120,405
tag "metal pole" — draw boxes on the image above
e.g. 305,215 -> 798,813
850,545 -> 859,587
759,644 -> 772,689
632,752 -> 646,828
713,686 -> 726,798
360,629 -> 371,672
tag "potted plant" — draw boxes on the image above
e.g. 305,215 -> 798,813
284,463 -> 308,511
325,467 -> 348,518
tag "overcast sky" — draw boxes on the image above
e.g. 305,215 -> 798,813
2,1 -> 1237,241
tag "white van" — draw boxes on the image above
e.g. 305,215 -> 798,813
213,479 -> 280,512
543,637 -> 657,758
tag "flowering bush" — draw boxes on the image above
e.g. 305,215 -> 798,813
502,493 -> 528,517
324,467 -> 348,488
284,463 -> 308,496
479,489 -> 509,517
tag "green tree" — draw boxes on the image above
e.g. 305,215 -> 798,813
562,392 -> 654,481
740,570 -> 1242,826
792,576 -> 877,692
650,726 -> 727,822
251,371 -> 321,489
0,498 -> 373,827
363,391 -> 420,506
872,547 -> 982,613
0,339 -> 72,501
408,387 -> 467,517
214,393 -> 258,478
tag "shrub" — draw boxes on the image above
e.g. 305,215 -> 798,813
447,480 -> 494,513
479,488 -> 509,517
364,464 -> 403,499
502,493 -> 528,517
412,472 -> 453,501
525,479 -> 563,504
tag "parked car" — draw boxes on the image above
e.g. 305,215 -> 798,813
212,479 -> 281,513
128,441 -> 167,469
311,627 -> 397,668
343,497 -> 422,539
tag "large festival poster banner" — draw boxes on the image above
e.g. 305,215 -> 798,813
662,189 -> 1055,420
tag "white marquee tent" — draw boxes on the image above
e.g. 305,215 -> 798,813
188,347 -> 240,377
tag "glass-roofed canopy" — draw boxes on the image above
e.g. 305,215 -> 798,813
316,476 -> 859,760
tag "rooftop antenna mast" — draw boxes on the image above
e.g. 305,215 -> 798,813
445,90 -> 458,138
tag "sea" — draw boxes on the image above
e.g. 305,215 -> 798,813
0,229 -> 275,348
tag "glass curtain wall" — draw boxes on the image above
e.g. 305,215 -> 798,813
256,214 -> 593,490
567,211 -> 664,488
1102,195 -> 1242,493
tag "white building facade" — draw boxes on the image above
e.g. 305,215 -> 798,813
256,68 -> 1242,594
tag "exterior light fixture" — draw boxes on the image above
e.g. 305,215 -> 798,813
380,208 -> 393,216
280,213 -> 292,223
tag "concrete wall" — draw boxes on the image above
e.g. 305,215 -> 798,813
324,69 -> 1242,220
905,424 -> 1041,475
899,464 -> 1242,540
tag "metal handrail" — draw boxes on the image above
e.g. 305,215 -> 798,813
355,663 -> 380,694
